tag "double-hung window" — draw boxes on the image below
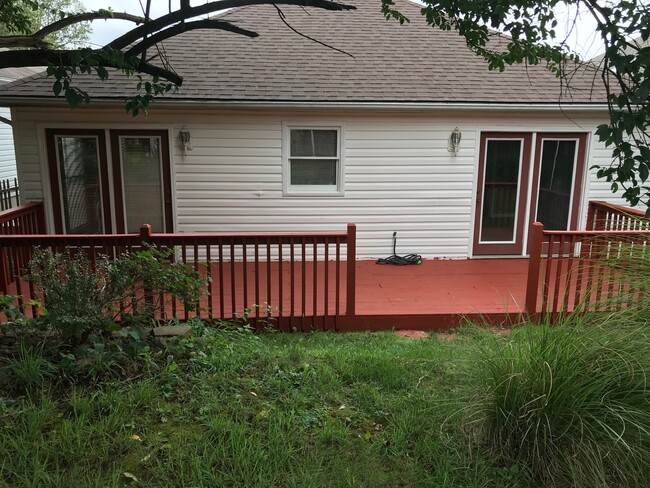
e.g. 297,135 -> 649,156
284,126 -> 343,195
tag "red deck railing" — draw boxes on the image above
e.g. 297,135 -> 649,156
526,201 -> 650,316
0,222 -> 357,331
587,200 -> 648,230
0,201 -> 46,236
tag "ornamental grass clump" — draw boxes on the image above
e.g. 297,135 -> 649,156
462,315 -> 650,487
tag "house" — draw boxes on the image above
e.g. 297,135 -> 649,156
0,0 -> 625,260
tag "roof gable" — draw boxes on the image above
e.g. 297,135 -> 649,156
0,0 -> 605,104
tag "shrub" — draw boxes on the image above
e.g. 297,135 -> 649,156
29,247 -> 206,344
461,317 -> 650,487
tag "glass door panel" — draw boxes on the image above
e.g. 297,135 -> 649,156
535,139 -> 577,230
57,136 -> 103,233
480,140 -> 522,242
119,136 -> 164,233
110,130 -> 172,233
46,129 -> 111,234
473,133 -> 532,256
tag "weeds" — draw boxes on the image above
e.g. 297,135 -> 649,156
461,315 -> 650,487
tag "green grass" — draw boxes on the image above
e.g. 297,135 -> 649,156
0,319 -> 648,487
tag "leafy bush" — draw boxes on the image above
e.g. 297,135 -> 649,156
461,317 -> 650,487
29,247 -> 206,344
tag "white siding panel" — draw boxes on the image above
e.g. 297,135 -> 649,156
11,106 -> 630,258
0,108 -> 17,181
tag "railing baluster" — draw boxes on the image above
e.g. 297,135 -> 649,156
206,244 -> 213,320
218,242 -> 225,320
542,234 -> 554,313
227,239 -> 234,318
313,239 -> 318,328
552,234 -> 566,314
324,237 -> 329,330
290,237 -> 295,328
335,236 -> 341,324
301,237 -> 306,331
278,241 -> 283,321
266,238 -> 272,318
243,240 -> 250,318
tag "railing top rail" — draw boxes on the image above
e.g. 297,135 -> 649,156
0,229 -> 351,244
590,200 -> 648,218
542,229 -> 650,237
0,201 -> 43,220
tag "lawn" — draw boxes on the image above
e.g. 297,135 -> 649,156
1,317 -> 649,488
1,326 -> 502,487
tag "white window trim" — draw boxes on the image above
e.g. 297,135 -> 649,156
282,122 -> 345,196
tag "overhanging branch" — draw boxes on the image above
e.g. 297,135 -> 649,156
0,36 -> 50,49
109,0 -> 355,50
125,19 -> 259,57
0,49 -> 183,85
34,11 -> 146,39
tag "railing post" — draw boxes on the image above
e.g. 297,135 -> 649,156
35,201 -> 46,234
346,223 -> 356,318
585,201 -> 596,231
139,224 -> 153,243
525,222 -> 544,316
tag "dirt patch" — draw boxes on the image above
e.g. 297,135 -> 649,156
394,330 -> 429,339
436,333 -> 458,341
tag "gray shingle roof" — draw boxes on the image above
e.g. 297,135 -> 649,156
0,0 -> 606,104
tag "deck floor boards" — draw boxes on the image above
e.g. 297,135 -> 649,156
355,258 -> 528,315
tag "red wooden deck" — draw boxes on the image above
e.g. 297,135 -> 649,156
350,258 -> 528,330
356,258 -> 527,315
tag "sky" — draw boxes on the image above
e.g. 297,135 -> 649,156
80,0 -> 605,59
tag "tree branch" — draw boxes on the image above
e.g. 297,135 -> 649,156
108,0 -> 355,50
0,115 -> 11,126
34,11 -> 146,39
0,49 -> 183,85
274,5 -> 353,57
125,19 -> 259,58
0,36 -> 50,49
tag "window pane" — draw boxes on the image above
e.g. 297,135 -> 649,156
290,129 -> 337,157
290,159 -> 337,186
313,130 -> 337,156
537,140 -> 577,230
121,137 -> 164,233
480,140 -> 522,242
57,136 -> 103,234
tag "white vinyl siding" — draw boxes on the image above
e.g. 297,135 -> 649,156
11,106 -> 627,258
0,107 -> 17,181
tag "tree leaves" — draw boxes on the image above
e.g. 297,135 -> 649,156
381,0 -> 650,210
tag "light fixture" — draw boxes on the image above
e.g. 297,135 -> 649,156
179,125 -> 192,155
448,127 -> 461,156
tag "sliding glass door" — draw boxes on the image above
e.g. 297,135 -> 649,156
46,129 -> 173,234
473,132 -> 587,256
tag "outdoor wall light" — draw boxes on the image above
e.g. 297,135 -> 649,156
179,125 -> 192,155
448,127 -> 461,156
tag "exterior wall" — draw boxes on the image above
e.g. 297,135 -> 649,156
0,107 -> 17,181
11,106 -> 626,259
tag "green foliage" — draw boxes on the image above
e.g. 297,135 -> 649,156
46,48 -> 176,115
382,0 -> 650,210
461,318 -> 650,487
0,0 -> 90,48
2,343 -> 57,394
28,246 -> 206,343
